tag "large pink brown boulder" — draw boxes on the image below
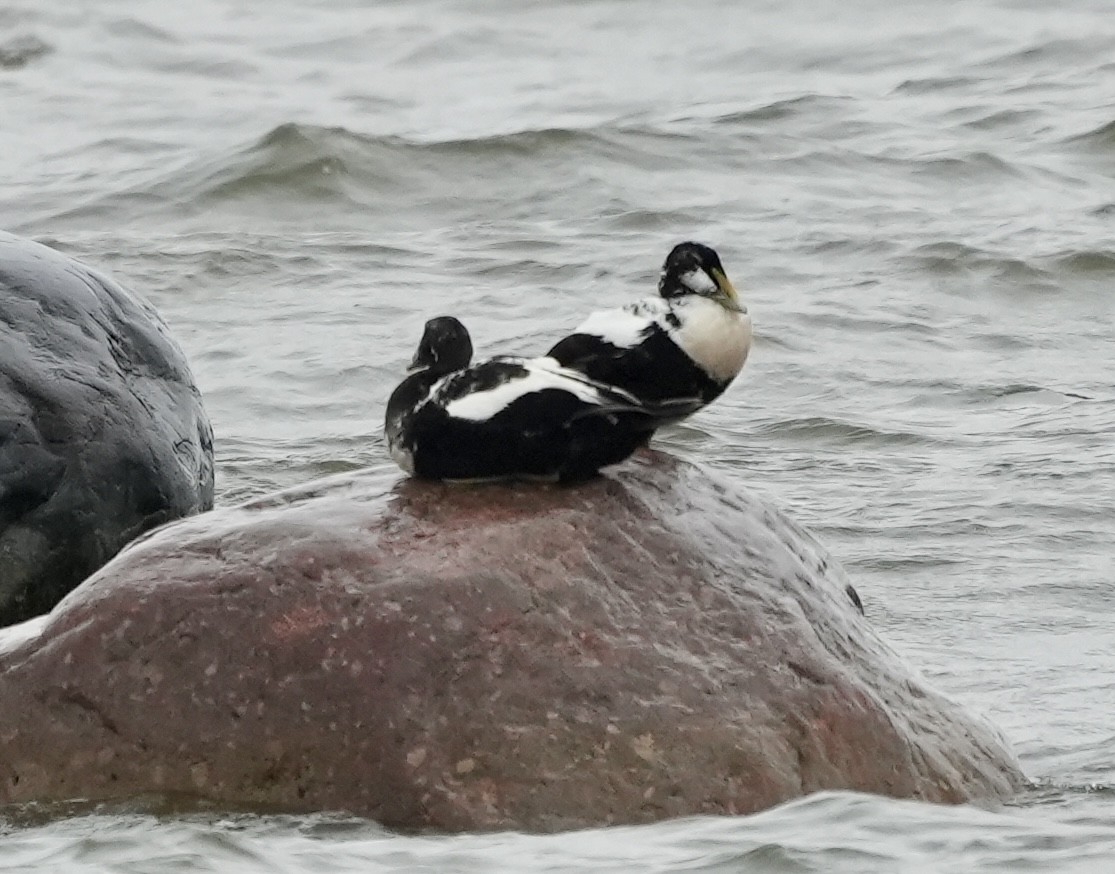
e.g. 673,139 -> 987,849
0,454 -> 1023,831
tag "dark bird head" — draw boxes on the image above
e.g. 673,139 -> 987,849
658,242 -> 743,312
408,316 -> 473,375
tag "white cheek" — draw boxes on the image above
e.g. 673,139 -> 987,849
681,268 -> 718,296
676,302 -> 752,383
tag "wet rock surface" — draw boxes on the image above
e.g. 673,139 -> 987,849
0,455 -> 1023,831
0,232 -> 215,626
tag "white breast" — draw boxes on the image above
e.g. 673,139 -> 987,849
674,298 -> 753,384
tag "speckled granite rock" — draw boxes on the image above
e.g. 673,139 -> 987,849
0,231 -> 214,626
0,454 -> 1023,831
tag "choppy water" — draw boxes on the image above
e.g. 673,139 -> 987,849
2,0 -> 1115,870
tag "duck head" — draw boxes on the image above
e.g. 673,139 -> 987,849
408,316 -> 474,375
658,242 -> 743,313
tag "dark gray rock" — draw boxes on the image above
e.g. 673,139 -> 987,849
0,454 -> 1024,831
0,231 -> 214,626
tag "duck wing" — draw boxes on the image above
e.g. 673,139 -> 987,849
552,366 -> 702,424
547,298 -> 673,365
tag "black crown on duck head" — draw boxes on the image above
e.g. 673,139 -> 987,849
409,316 -> 473,373
658,242 -> 740,311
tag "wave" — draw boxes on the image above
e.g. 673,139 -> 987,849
908,150 -> 1026,180
892,76 -> 979,95
954,107 -> 1042,132
193,121 -> 666,196
983,383 -> 1093,401
15,790 -> 1115,874
35,112 -> 1105,236
705,94 -> 854,126
0,34 -> 50,69
754,416 -> 944,448
1049,249 -> 1115,275
977,35 -> 1115,71
906,241 -> 1053,282
40,120 -> 700,225
908,240 -> 1115,283
1065,118 -> 1115,149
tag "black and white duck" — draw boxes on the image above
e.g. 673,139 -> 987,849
385,316 -> 699,483
546,241 -> 751,409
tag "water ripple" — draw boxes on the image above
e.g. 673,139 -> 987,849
0,33 -> 50,68
6,794 -> 1115,873
756,416 -> 948,448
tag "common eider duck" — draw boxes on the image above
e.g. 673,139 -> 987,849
547,242 -> 751,409
385,317 -> 700,483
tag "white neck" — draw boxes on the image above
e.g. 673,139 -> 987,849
674,297 -> 753,384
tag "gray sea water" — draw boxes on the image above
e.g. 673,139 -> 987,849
2,0 -> 1115,870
